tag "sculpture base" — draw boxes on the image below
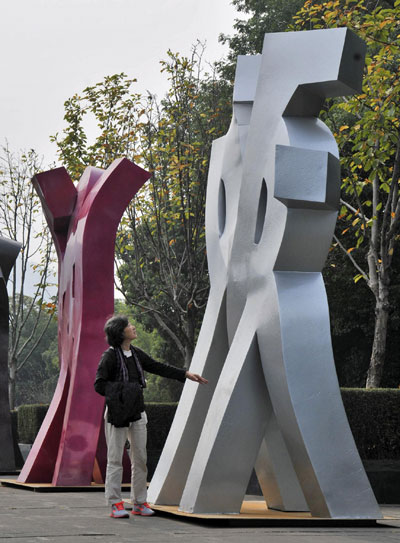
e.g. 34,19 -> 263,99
0,478 -> 130,493
148,501 -> 382,527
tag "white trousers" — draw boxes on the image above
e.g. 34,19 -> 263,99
104,410 -> 148,505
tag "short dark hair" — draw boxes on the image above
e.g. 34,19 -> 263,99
104,315 -> 129,347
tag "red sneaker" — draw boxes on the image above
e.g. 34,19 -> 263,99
132,502 -> 155,516
110,501 -> 129,518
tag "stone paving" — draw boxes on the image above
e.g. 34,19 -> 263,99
0,481 -> 399,543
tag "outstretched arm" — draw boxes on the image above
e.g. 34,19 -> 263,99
135,346 -> 208,384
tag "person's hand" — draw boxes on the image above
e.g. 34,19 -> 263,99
185,372 -> 208,384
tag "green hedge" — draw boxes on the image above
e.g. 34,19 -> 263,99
14,389 -> 400,460
17,404 -> 49,444
146,402 -> 178,450
145,403 -> 178,478
15,402 -> 179,446
341,388 -> 400,459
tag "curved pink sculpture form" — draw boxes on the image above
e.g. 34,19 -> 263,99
18,158 -> 150,485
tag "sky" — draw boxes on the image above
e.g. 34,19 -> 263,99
0,0 -> 239,298
0,0 -> 239,165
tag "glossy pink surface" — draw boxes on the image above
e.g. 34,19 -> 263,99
18,159 -> 150,485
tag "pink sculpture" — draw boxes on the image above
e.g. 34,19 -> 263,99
18,159 -> 150,485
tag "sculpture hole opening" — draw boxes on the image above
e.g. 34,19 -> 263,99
254,179 -> 267,244
218,179 -> 226,237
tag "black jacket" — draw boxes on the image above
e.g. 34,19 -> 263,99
104,381 -> 143,427
94,346 -> 186,427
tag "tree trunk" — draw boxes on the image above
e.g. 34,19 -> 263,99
184,344 -> 194,370
366,286 -> 390,388
183,306 -> 196,369
8,361 -> 16,411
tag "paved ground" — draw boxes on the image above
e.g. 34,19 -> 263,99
0,482 -> 399,543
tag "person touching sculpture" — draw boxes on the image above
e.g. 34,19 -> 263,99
94,315 -> 207,518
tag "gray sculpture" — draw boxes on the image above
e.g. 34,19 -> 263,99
148,28 -> 381,519
0,236 -> 22,472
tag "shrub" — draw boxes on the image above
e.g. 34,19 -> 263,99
146,402 -> 177,450
15,390 -> 400,462
341,388 -> 400,460
17,404 -> 49,444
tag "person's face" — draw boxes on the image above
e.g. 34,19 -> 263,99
123,322 -> 137,342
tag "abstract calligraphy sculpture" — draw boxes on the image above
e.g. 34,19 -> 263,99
0,237 -> 22,472
148,28 -> 382,519
18,159 -> 150,485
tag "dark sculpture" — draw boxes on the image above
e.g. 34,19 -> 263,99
0,236 -> 22,472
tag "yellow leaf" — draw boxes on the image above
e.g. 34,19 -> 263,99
391,212 -> 396,218
339,125 -> 349,131
389,248 -> 394,255
347,247 -> 355,253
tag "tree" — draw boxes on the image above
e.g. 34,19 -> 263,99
293,0 -> 400,387
16,307 -> 59,406
218,0 -> 395,81
0,144 -> 56,409
52,45 -> 232,368
114,300 -> 180,401
218,0 -> 307,80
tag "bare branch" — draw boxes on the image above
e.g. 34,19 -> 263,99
17,312 -> 54,372
340,198 -> 371,224
333,234 -> 369,281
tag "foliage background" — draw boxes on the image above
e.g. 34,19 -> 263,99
9,0 -> 400,406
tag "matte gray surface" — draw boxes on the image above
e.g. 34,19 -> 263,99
148,54 -> 254,507
0,482 -> 399,543
0,237 -> 22,471
149,28 -> 380,519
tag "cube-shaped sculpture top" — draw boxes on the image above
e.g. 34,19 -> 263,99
18,158 -> 150,485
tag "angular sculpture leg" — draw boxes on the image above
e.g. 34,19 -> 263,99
148,288 -> 229,504
179,322 -> 270,514
255,404 -> 308,512
257,272 -> 381,519
18,368 -> 70,482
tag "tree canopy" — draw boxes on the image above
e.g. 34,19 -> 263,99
52,45 -> 232,368
292,0 -> 400,386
